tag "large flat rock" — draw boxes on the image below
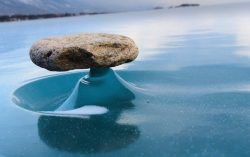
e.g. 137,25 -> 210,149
30,33 -> 139,71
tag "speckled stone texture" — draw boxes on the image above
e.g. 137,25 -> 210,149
30,33 -> 139,71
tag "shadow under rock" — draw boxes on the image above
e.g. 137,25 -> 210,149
38,102 -> 140,154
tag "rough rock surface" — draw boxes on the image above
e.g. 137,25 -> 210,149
30,33 -> 139,71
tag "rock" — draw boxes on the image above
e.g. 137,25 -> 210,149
30,33 -> 139,71
174,3 -> 200,8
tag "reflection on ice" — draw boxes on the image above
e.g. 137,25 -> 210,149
38,101 -> 140,154
38,113 -> 140,154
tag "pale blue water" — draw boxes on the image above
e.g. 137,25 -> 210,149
1,5 -> 250,157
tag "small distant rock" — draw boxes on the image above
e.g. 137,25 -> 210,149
169,3 -> 200,9
175,3 -> 200,8
154,6 -> 164,10
30,33 -> 139,71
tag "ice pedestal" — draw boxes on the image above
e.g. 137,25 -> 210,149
57,68 -> 136,111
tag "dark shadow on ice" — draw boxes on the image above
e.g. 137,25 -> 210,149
38,102 -> 140,154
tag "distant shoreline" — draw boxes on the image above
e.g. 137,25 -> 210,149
0,12 -> 110,22
0,3 -> 201,23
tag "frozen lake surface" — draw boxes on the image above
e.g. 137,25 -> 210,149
1,3 -> 250,157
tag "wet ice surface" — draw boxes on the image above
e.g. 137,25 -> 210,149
2,3 -> 250,157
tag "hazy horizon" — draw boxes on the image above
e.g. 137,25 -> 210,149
1,0 -> 250,15
18,0 -> 250,6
